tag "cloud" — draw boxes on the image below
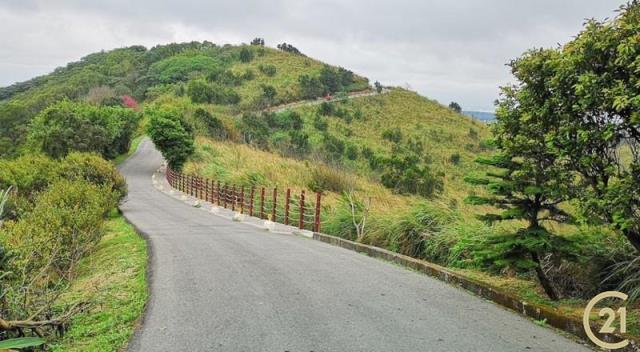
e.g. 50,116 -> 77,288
0,0 -> 625,110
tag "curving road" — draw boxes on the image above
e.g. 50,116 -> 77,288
120,138 -> 591,352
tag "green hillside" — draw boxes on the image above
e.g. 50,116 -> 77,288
3,38 -> 637,341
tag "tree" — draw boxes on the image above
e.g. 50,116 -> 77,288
448,102 -> 462,113
260,84 -> 277,105
27,100 -> 140,159
494,2 -> 640,254
374,81 -> 383,93
298,74 -> 324,99
277,42 -> 302,55
146,110 -> 194,170
239,47 -> 254,63
250,37 -> 265,46
187,79 -> 211,104
319,65 -> 343,93
545,3 -> 640,253
464,49 -> 575,300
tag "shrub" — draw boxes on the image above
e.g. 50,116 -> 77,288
28,100 -> 140,159
242,69 -> 255,80
0,179 -> 117,326
345,144 -> 359,160
250,37 -> 265,46
60,152 -> 127,200
318,102 -> 334,116
239,47 -> 254,63
277,42 -> 302,55
374,81 -> 383,93
0,154 -> 60,200
382,128 -> 402,143
298,74 -> 324,99
380,154 -> 443,198
187,79 -> 240,105
266,111 -> 303,130
214,70 -> 245,86
239,113 -> 269,148
313,115 -> 328,131
321,133 -> 346,160
260,84 -> 278,105
148,54 -> 220,84
258,64 -> 277,77
448,101 -> 462,113
450,153 -> 461,165
194,108 -> 227,139
308,165 -> 354,194
319,65 -> 342,93
146,110 -> 195,170
3,179 -> 115,278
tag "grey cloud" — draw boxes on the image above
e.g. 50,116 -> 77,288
0,0 -> 625,110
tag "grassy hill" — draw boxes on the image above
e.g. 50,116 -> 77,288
0,39 -> 497,262
5,40 -> 632,337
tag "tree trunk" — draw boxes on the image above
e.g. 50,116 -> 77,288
530,251 -> 559,300
622,228 -> 640,253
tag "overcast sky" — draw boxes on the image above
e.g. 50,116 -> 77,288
0,0 -> 625,111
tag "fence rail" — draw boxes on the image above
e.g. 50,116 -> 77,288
166,167 -> 322,232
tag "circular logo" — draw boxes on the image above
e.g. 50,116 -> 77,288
582,291 -> 629,349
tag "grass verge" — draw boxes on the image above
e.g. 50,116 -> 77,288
49,211 -> 148,352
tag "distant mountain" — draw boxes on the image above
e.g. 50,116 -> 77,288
463,111 -> 495,122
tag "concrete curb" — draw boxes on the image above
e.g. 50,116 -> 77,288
311,231 -> 639,352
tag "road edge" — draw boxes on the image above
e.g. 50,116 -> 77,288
311,231 -> 639,352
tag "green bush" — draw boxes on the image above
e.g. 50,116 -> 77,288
313,115 -> 328,131
258,64 -> 277,77
239,113 -> 269,148
382,128 -> 402,143
239,47 -> 254,63
0,179 -> 117,327
321,133 -> 346,160
148,54 -> 220,84
194,108 -> 227,139
298,74 -> 324,99
27,100 -> 140,159
59,152 -> 127,200
187,79 -> 241,105
380,154 -> 443,198
318,102 -> 334,116
146,109 -> 195,170
450,153 -> 461,165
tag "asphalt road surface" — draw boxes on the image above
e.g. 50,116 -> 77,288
120,138 -> 591,352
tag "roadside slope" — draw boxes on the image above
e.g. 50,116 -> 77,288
119,138 -> 590,352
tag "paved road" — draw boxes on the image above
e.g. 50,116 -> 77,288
120,139 -> 591,352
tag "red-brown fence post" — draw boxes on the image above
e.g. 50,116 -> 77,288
240,186 -> 245,214
299,190 -> 305,229
231,185 -> 236,211
260,187 -> 265,219
284,188 -> 291,225
216,181 -> 221,206
196,176 -> 201,199
249,186 -> 255,217
271,187 -> 277,222
314,192 -> 322,233
223,184 -> 228,208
